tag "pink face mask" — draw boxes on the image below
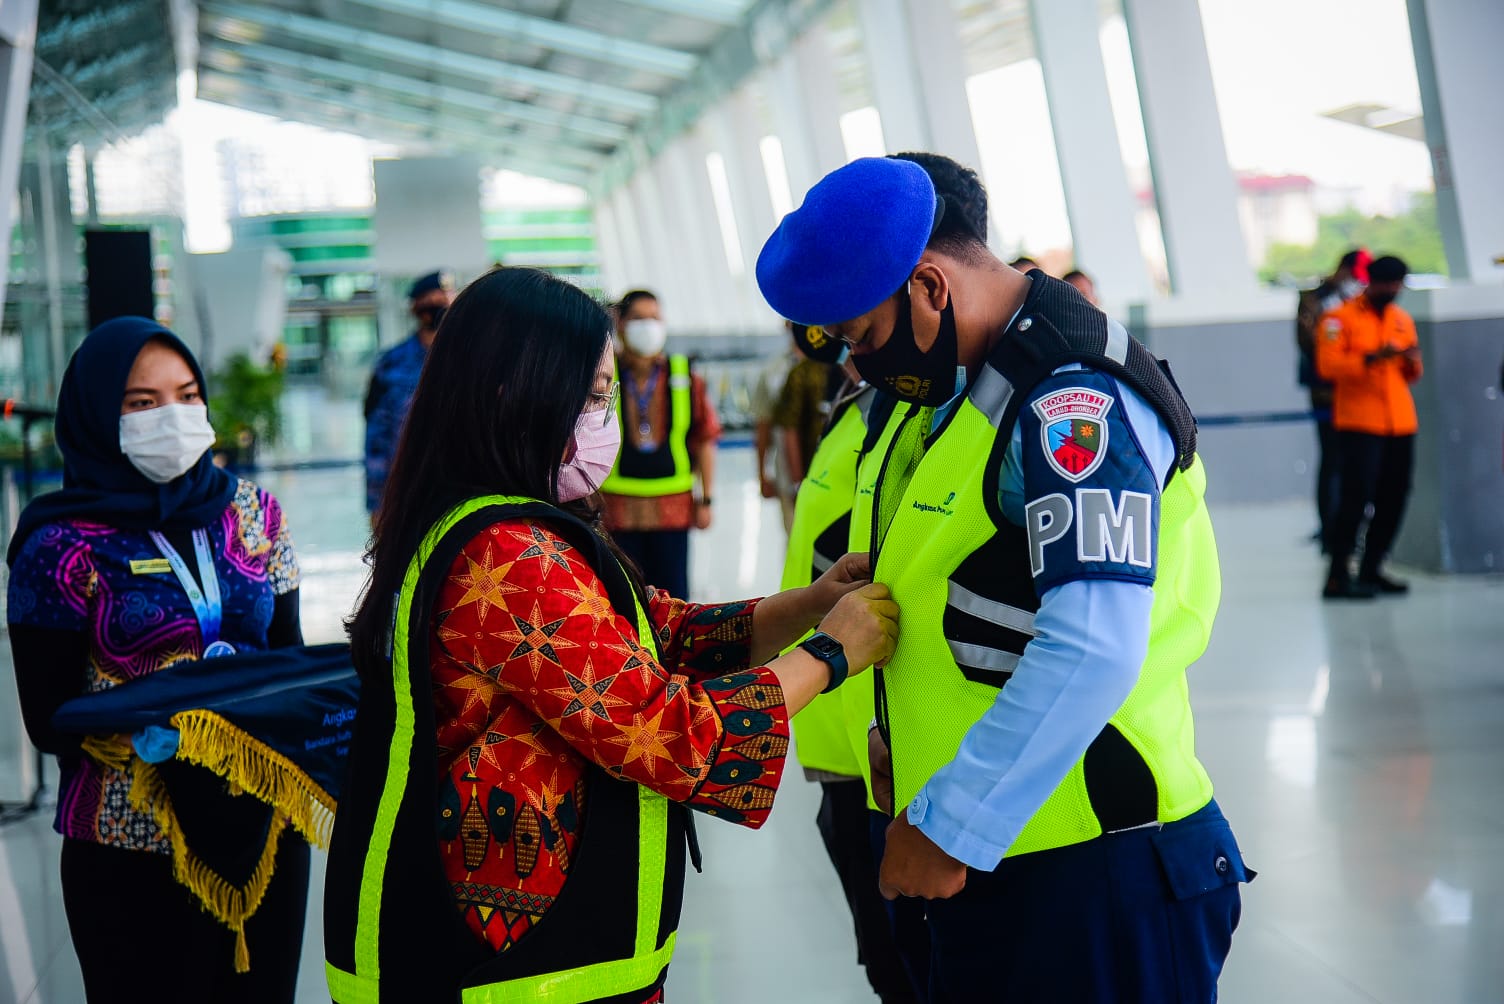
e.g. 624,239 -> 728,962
558,408 -> 621,502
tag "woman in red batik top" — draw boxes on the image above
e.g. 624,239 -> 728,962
332,267 -> 898,1004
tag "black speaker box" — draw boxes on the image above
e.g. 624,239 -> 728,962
83,228 -> 155,329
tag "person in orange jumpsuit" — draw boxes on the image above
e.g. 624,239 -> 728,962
1316,255 -> 1422,599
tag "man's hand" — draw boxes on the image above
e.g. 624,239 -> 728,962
694,500 -> 713,530
879,813 -> 968,901
759,475 -> 779,500
869,726 -> 894,815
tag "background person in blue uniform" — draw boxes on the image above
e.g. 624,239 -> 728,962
756,157 -> 1249,1002
364,270 -> 454,518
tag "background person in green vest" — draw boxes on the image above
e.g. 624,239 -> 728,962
600,289 -> 719,599
757,157 -> 1252,1002
328,266 -> 899,1003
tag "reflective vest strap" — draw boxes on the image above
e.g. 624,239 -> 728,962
635,786 -> 669,955
327,962 -> 378,1004
460,936 -> 677,1004
349,494 -> 551,988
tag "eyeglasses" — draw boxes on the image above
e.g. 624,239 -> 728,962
585,380 -> 619,428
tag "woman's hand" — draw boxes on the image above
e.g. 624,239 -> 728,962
817,582 -> 898,675
807,551 -> 873,615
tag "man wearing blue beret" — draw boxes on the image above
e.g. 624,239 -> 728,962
364,270 -> 454,519
757,157 -> 1252,1001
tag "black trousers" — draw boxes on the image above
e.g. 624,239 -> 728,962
1314,416 -> 1340,540
613,528 -> 690,599
61,834 -> 310,1003
814,781 -> 926,1003
1327,432 -> 1415,575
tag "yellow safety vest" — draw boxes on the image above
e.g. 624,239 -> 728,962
872,365 -> 1220,859
325,496 -> 680,1003
602,354 -> 695,497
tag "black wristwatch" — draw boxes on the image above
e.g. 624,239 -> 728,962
799,632 -> 849,693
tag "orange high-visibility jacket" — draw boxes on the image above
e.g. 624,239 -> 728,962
1315,296 -> 1422,436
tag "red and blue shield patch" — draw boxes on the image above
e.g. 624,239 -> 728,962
1032,387 -> 1114,482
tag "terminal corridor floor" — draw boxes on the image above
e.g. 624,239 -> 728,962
1,451 -> 1501,1003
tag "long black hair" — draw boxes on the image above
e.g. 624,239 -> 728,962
348,267 -> 614,674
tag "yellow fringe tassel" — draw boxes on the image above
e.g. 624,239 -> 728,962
128,757 -> 289,973
80,733 -> 134,772
167,709 -> 339,849
118,710 -> 339,973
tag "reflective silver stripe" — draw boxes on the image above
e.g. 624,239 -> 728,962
811,550 -> 836,575
1105,317 -> 1131,366
947,640 -> 1022,674
968,365 -> 1015,427
946,581 -> 1037,636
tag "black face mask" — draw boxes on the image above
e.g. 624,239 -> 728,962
1367,291 -> 1397,311
850,288 -> 959,406
417,305 -> 447,332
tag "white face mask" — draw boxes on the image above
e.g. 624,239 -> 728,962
1339,278 -> 1364,300
119,404 -> 216,484
623,318 -> 668,357
558,408 -> 622,502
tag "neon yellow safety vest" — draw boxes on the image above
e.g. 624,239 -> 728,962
783,389 -> 874,777
872,372 -> 1220,859
602,354 -> 694,497
324,496 -> 681,1003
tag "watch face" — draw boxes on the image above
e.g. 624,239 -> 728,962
806,633 -> 843,659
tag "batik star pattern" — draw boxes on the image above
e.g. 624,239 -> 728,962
431,519 -> 786,953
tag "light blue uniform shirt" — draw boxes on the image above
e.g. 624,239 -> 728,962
906,365 -> 1175,871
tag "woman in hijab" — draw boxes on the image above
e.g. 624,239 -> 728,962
326,268 -> 898,1003
6,317 -> 308,1002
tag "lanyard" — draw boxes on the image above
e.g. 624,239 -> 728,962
628,365 -> 661,442
148,529 -> 223,648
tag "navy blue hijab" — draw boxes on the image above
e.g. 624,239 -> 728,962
7,317 -> 237,565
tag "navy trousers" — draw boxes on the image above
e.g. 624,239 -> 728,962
923,800 -> 1250,1004
613,528 -> 690,600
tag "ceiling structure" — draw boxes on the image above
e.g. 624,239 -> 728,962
193,0 -> 764,188
27,0 -> 180,146
24,0 -> 1127,192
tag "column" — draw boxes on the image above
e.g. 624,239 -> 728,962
623,171 -> 670,304
608,184 -> 653,297
591,194 -> 628,297
763,21 -> 845,200
900,0 -> 985,172
1030,0 -> 1150,303
1407,0 -> 1504,284
703,87 -> 779,329
627,163 -> 706,330
0,0 -> 38,337
637,155 -> 714,332
1121,0 -> 1255,300
660,135 -> 741,334
853,0 -> 926,152
683,122 -> 765,330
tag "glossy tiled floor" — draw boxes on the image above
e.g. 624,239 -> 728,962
1,404 -> 1502,1002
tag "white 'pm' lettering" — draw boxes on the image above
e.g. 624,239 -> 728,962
1075,489 -> 1153,567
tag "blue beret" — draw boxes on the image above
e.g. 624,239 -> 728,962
756,157 -> 937,327
408,270 -> 452,300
